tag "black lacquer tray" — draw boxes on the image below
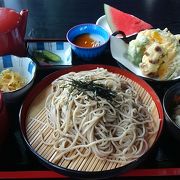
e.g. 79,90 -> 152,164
1,40 -> 180,179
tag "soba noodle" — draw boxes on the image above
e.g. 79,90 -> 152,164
35,68 -> 158,166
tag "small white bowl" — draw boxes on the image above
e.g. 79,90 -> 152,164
96,15 -> 112,35
0,55 -> 37,103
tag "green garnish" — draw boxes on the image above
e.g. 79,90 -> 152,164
33,50 -> 61,62
64,78 -> 117,102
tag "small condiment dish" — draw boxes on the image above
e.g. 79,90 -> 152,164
66,23 -> 110,60
163,82 -> 180,141
0,55 -> 36,103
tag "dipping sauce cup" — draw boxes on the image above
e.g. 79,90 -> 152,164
66,23 -> 110,60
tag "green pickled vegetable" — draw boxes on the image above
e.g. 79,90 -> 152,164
33,50 -> 61,62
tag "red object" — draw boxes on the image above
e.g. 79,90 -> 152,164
0,8 -> 28,56
0,168 -> 180,179
0,92 -> 9,144
104,4 -> 153,36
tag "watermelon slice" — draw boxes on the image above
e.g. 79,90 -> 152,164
104,4 -> 153,36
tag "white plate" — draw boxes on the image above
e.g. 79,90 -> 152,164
110,36 -> 180,81
96,15 -> 138,37
96,15 -> 112,34
96,16 -> 145,78
110,36 -> 144,76
96,15 -> 180,81
96,16 -> 146,79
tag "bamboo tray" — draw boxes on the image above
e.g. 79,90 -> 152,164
20,64 -> 164,179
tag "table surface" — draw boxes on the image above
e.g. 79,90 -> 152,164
1,0 -> 180,39
1,0 -> 180,179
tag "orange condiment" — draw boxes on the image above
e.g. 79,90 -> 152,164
73,33 -> 103,48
